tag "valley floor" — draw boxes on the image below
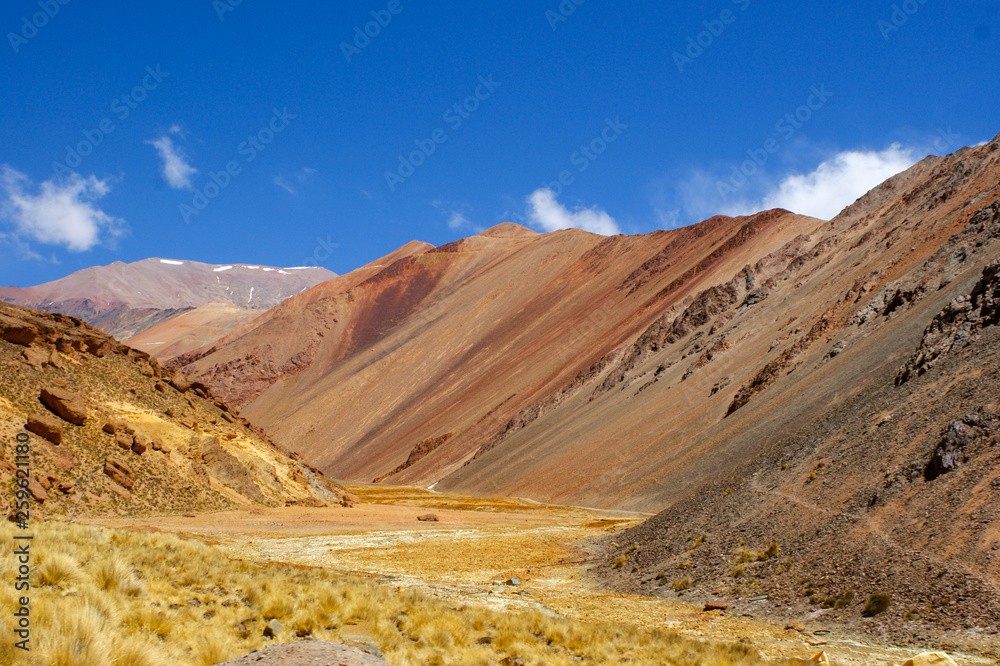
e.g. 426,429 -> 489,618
87,486 -> 987,665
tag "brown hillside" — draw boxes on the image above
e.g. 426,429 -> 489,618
0,302 -> 351,519
178,211 -> 822,490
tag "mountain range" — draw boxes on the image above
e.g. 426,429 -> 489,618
0,258 -> 335,341
6,134 -> 1000,644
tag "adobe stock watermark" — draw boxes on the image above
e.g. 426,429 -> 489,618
341,0 -> 410,64
930,127 -> 960,155
545,0 -> 586,30
7,0 -> 70,54
538,116 -> 628,199
213,0 -> 245,21
298,235 -> 340,267
878,0 -> 929,40
504,115 -> 627,228
674,0 -> 751,73
51,65 -> 169,179
179,108 -> 296,224
717,85 -> 833,198
384,74 -> 500,192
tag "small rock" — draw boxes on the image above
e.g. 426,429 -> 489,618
47,349 -> 63,369
115,432 -> 133,450
26,477 -> 48,503
785,620 -> 806,632
416,513 -> 439,522
506,578 -> 520,586
57,480 -> 75,494
102,421 -> 119,434
151,439 -> 163,451
262,619 -> 283,638
154,382 -> 167,393
26,413 -> 63,445
704,601 -> 729,612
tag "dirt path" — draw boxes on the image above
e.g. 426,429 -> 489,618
93,485 -> 986,665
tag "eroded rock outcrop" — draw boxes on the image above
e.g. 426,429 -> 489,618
897,259 -> 1000,384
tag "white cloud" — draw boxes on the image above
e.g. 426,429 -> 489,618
723,145 -> 918,220
527,188 -> 621,235
447,212 -> 471,230
273,167 -> 317,195
0,166 -> 126,252
148,135 -> 197,189
273,176 -> 296,195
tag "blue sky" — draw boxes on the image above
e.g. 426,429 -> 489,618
1,0 -> 997,287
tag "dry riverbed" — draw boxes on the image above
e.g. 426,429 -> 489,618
92,485 -> 985,665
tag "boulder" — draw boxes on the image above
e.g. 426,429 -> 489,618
416,513 -> 439,522
131,434 -> 151,455
26,413 -> 63,445
0,314 -> 38,346
103,457 -> 134,490
39,387 -> 88,425
47,349 -> 63,369
102,421 -> 119,435
902,654 -> 959,666
170,372 -> 191,393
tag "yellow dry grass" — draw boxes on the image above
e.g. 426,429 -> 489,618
0,520 -> 788,666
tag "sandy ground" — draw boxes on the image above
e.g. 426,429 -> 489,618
91,485 -> 988,665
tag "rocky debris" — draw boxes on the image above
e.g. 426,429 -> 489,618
416,513 -> 439,522
103,456 -> 134,490
924,408 -> 1000,481
726,317 -> 829,416
897,259 -> 1000,384
26,413 -> 63,445
39,387 -> 88,425
216,641 -> 390,665
262,619 -> 282,638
